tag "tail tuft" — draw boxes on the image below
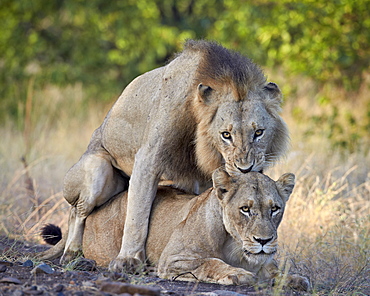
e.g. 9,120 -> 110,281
40,224 -> 62,245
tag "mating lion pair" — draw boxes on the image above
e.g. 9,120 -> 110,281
38,40 -> 308,290
41,168 -> 308,290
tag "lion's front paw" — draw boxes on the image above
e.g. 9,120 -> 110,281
108,256 -> 144,274
218,269 -> 256,286
286,274 -> 310,291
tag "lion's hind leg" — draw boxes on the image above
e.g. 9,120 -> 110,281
61,152 -> 128,265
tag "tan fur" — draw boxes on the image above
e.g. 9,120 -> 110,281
80,169 -> 308,290
59,40 -> 290,272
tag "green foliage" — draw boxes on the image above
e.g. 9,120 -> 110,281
211,0 -> 370,88
2,0 -> 369,89
0,0 -> 222,120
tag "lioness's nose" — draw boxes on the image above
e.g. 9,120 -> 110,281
253,236 -> 273,246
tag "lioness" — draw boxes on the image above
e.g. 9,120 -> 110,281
61,40 -> 290,272
43,169 -> 307,290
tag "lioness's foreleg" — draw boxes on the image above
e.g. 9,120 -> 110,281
261,260 -> 310,291
109,147 -> 160,273
62,153 -> 128,264
162,258 -> 256,285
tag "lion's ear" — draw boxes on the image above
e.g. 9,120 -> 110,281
197,83 -> 213,104
276,173 -> 295,202
212,167 -> 232,199
264,82 -> 282,105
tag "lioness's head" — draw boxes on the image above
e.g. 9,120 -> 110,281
187,40 -> 289,176
212,167 -> 295,265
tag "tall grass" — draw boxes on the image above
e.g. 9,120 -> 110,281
0,84 -> 111,239
268,74 -> 370,295
0,79 -> 369,295
272,151 -> 369,294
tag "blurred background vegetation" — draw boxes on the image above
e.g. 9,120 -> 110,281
1,0 -> 369,153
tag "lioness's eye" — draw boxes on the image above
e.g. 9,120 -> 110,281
240,206 -> 250,214
221,132 -> 232,140
254,129 -> 264,137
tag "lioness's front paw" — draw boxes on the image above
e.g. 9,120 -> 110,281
286,274 -> 310,291
109,256 -> 144,274
218,269 -> 256,286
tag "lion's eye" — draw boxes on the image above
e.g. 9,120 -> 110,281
221,132 -> 232,140
271,206 -> 280,215
254,129 -> 264,137
240,206 -> 250,215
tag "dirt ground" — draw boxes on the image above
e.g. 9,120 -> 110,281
0,236 -> 307,296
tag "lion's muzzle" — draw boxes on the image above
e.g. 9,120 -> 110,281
236,163 -> 254,174
232,148 -> 265,174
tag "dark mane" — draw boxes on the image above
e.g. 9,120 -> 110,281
184,40 -> 266,100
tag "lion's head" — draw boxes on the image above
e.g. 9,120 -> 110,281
212,168 -> 295,266
185,40 -> 289,176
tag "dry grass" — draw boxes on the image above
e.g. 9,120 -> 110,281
0,84 -> 111,241
267,75 -> 370,295
0,80 -> 369,295
271,153 -> 369,295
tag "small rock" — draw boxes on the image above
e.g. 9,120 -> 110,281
0,276 -> 22,284
22,259 -> 34,267
31,263 -> 55,275
0,265 -> 7,272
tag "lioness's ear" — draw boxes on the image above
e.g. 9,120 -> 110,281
197,83 -> 213,104
212,167 -> 232,200
276,173 -> 295,202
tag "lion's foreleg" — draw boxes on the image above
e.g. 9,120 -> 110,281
60,207 -> 84,264
109,147 -> 160,273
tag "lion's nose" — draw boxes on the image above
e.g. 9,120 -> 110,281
236,164 -> 253,174
253,236 -> 273,246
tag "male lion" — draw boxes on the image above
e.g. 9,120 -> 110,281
60,40 -> 290,272
42,169 -> 308,290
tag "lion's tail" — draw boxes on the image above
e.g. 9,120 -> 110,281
40,224 -> 62,245
35,224 -> 66,261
